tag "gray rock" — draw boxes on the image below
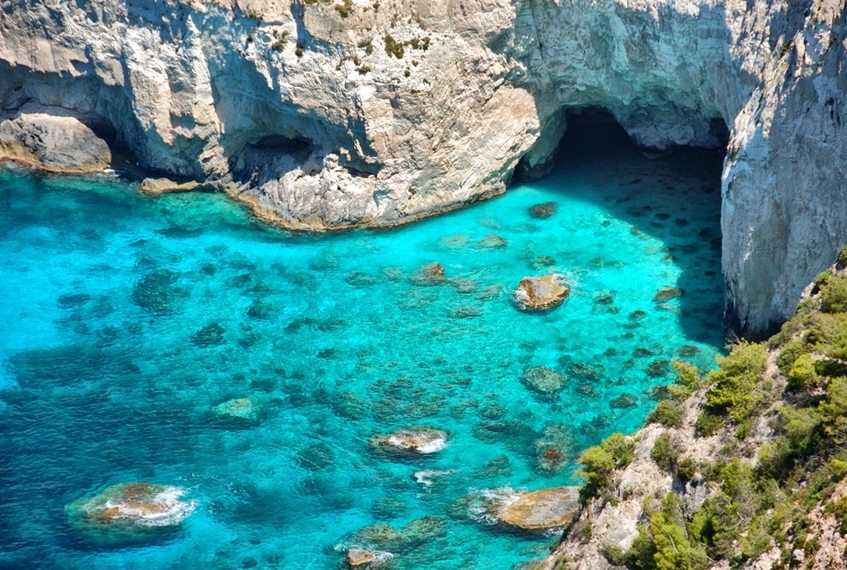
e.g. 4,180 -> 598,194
0,106 -> 110,172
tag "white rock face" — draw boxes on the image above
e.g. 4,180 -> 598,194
0,0 -> 845,335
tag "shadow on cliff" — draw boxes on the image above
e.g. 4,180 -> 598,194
535,110 -> 727,347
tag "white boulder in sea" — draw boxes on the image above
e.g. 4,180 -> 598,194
369,428 -> 448,456
512,274 -> 570,312
488,486 -> 580,531
66,483 -> 195,545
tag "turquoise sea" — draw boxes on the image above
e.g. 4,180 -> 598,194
0,125 -> 725,569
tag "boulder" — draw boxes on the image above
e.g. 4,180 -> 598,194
490,486 -> 580,531
66,483 -> 195,545
0,108 -> 111,173
370,427 -> 448,456
512,274 -> 570,312
346,548 -> 380,568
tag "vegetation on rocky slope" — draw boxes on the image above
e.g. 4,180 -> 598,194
565,248 -> 847,570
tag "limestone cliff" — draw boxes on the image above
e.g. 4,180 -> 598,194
0,0 -> 845,335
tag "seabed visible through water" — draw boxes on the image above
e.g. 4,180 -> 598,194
0,123 -> 726,569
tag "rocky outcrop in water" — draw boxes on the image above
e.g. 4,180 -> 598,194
513,274 -> 570,312
65,483 -> 195,545
489,486 -> 580,531
1,0 -> 846,335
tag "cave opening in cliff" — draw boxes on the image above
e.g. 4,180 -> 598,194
517,107 -> 729,344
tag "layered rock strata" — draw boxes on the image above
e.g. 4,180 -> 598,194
0,0 -> 846,335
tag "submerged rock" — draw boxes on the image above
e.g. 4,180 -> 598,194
296,443 -> 335,470
476,233 -> 509,249
132,270 -> 181,315
345,271 -> 378,287
646,359 -> 670,377
370,428 -> 448,456
350,524 -> 409,551
528,201 -> 557,219
530,255 -> 556,270
534,425 -> 578,473
489,487 -> 580,531
512,274 -> 570,312
403,516 -> 447,544
410,263 -> 447,286
610,393 -> 638,409
212,397 -> 260,423
191,323 -> 226,346
653,287 -> 684,302
66,483 -> 195,545
451,277 -> 479,294
521,365 -> 568,396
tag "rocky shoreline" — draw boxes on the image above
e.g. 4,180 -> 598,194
538,252 -> 847,570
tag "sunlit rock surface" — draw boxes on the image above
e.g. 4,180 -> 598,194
65,483 -> 195,545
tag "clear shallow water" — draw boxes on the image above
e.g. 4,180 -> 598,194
0,132 -> 725,569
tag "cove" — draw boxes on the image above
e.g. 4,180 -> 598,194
0,123 -> 724,569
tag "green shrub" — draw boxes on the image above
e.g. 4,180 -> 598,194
577,433 -> 635,502
628,494 -> 710,570
384,33 -> 404,58
601,545 -> 629,565
821,274 -> 847,313
757,436 -> 793,479
677,457 -> 698,481
695,410 -> 723,437
777,338 -> 809,373
788,353 -> 819,390
820,376 -> 847,444
705,341 -> 767,423
648,400 -> 683,428
651,432 -> 676,472
782,405 -> 822,452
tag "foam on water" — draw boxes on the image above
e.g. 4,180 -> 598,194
0,125 -> 725,569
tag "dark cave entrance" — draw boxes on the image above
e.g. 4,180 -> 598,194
518,107 -> 731,344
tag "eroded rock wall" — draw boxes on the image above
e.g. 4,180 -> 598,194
0,0 -> 845,335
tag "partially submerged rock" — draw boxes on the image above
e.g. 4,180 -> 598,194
140,177 -> 200,196
410,263 -> 447,286
512,274 -> 570,312
66,483 -> 195,545
370,428 -> 448,456
490,486 -> 580,531
346,548 -> 392,568
213,397 -> 260,423
520,366 -> 568,397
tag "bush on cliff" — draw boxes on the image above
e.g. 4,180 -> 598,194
576,432 -> 634,503
704,341 -> 767,427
